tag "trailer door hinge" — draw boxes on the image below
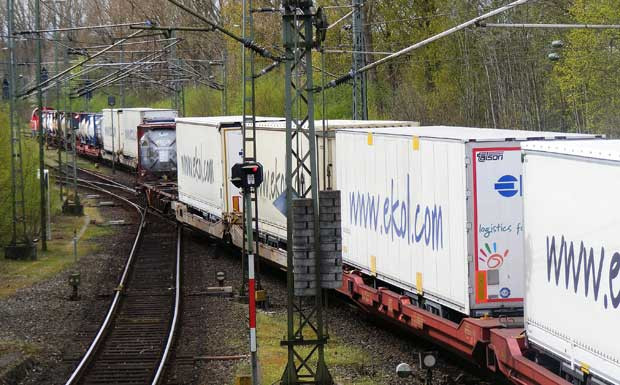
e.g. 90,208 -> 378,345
466,222 -> 472,232
466,189 -> 472,198
468,286 -> 473,294
465,157 -> 471,166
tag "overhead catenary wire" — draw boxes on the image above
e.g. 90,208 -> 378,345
327,10 -> 353,30
479,22 -> 620,30
72,41 -> 180,95
73,44 -> 178,97
320,0 -> 534,91
19,29 -> 145,98
167,0 -> 283,62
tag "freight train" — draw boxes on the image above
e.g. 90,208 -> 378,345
31,110 -> 619,385
31,107 -> 177,180
163,117 -> 618,385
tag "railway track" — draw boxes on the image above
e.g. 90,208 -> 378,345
54,168 -> 182,385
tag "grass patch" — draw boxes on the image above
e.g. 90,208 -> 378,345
234,308 -> 385,385
0,339 -> 41,357
0,202 -> 112,298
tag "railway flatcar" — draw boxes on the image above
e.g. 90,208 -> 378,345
522,140 -> 620,385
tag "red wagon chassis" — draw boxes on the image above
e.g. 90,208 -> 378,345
338,271 -> 572,385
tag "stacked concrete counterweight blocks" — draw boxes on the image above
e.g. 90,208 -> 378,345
293,190 -> 342,296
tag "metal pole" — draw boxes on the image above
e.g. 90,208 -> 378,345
282,15 -> 295,381
35,0 -> 47,251
170,30 -> 178,110
72,115 -> 79,208
111,110 -> 116,174
120,44 -> 125,108
181,84 -> 185,116
223,51 -> 228,115
352,0 -> 368,120
54,2 -> 63,201
46,171 -> 51,240
8,0 -> 17,244
73,229 -> 77,263
244,189 -> 259,385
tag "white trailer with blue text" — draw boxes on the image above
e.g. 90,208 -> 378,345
336,127 -> 598,318
522,140 -> 620,385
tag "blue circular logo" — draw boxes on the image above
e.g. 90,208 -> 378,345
494,175 -> 519,198
499,287 -> 511,298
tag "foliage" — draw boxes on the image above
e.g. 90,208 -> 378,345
552,0 -> 620,135
0,102 -> 44,247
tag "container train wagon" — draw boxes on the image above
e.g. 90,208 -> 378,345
143,116 -> 619,385
30,107 -> 178,180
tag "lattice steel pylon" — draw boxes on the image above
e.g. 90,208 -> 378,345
352,0 -> 367,120
5,0 -> 35,260
281,2 -> 333,384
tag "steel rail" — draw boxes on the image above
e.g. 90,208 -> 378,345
64,187 -> 146,385
74,166 -> 135,192
152,225 -> 182,385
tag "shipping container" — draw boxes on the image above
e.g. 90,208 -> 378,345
137,122 -> 177,179
119,108 -> 177,158
175,117 -> 262,220
102,108 -> 122,153
102,108 -> 176,156
336,127 -> 599,317
522,140 -> 620,385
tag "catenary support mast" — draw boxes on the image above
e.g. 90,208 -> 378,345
281,2 -> 333,384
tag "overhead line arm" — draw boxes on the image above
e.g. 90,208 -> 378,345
19,29 -> 144,98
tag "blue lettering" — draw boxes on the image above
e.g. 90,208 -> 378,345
610,252 -> 620,309
347,174 -> 443,252
414,204 -> 424,243
546,235 -> 615,311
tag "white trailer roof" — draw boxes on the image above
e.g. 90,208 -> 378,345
176,116 -> 283,127
522,139 -> 620,162
102,108 -> 175,112
255,119 -> 417,130
341,125 -> 601,142
175,117 -> 418,130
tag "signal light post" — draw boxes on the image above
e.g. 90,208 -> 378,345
231,161 -> 264,385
